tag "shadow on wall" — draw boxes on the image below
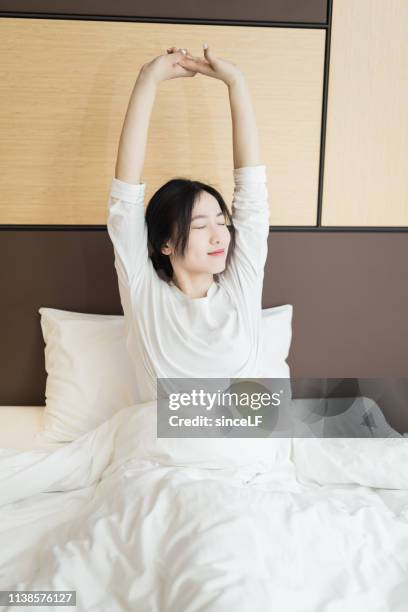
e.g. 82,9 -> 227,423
291,378 -> 408,435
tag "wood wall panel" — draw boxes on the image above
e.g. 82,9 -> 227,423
322,0 -> 408,227
0,17 -> 325,225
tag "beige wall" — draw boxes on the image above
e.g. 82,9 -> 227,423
0,18 -> 324,225
322,0 -> 408,226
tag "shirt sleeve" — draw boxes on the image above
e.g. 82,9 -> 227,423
218,165 -> 270,306
106,177 -> 155,294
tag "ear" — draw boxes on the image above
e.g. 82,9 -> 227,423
161,243 -> 172,256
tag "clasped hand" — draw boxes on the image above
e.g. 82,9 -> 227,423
141,44 -> 243,87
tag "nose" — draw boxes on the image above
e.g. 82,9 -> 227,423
210,226 -> 224,244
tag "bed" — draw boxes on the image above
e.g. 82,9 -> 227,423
1,229 -> 407,610
1,391 -> 408,611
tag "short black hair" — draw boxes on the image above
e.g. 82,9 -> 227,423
145,176 -> 236,282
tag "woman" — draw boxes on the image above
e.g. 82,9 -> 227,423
107,44 -> 269,403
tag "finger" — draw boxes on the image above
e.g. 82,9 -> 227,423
167,46 -> 183,56
169,52 -> 189,69
174,57 -> 196,71
170,65 -> 197,79
170,48 -> 188,55
176,61 -> 195,71
179,55 -> 210,66
170,50 -> 189,63
202,42 -> 215,65
176,64 -> 197,76
178,56 -> 212,75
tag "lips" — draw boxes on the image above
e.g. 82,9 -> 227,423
208,249 -> 225,256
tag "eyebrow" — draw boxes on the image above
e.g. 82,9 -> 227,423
191,212 -> 224,221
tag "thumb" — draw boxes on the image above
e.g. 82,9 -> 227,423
202,42 -> 213,62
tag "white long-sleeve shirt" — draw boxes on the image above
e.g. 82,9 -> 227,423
107,165 -> 269,403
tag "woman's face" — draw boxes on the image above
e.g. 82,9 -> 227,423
164,191 -> 231,276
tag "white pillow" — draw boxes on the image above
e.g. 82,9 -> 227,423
258,304 -> 293,417
37,308 -> 139,443
37,304 -> 293,443
260,304 -> 292,379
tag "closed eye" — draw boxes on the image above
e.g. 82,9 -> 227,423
192,223 -> 226,229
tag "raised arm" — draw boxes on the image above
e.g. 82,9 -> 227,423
227,72 -> 269,307
179,46 -> 269,307
115,49 -> 196,183
228,73 -> 262,170
107,70 -> 156,294
114,70 -> 157,184
107,49 -> 197,293
178,44 -> 262,170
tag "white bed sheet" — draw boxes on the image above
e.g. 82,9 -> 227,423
0,400 -> 407,611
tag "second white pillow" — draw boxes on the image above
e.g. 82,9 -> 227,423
37,304 -> 293,443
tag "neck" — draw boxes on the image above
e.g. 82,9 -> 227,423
171,272 -> 215,299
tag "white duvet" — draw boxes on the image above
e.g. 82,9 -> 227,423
1,400 -> 408,612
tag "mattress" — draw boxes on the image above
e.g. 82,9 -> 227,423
0,396 -> 402,454
0,405 -> 45,451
